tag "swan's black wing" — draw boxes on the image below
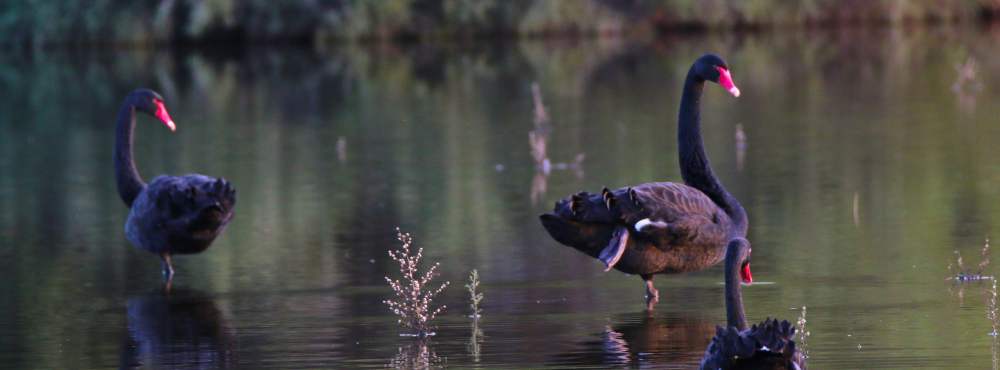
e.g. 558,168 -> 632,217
126,175 -> 236,254
540,182 -> 731,256
699,319 -> 805,370
621,182 -> 731,246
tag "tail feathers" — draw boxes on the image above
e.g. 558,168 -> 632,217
602,187 -> 616,211
700,319 -> 804,370
552,191 -> 620,224
628,187 -> 644,211
212,178 -> 237,207
539,213 -> 615,257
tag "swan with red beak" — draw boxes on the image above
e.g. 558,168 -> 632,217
114,89 -> 236,284
539,54 -> 752,309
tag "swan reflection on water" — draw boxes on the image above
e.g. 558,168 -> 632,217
120,288 -> 236,369
553,311 -> 715,368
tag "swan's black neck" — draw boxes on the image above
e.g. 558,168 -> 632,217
678,67 -> 747,235
724,239 -> 748,330
114,103 -> 145,207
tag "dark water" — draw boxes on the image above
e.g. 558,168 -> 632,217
3,26 -> 1000,369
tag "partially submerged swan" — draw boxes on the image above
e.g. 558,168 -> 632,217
699,238 -> 805,370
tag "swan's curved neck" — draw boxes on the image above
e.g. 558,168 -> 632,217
114,103 -> 145,207
724,241 -> 748,330
678,68 -> 746,235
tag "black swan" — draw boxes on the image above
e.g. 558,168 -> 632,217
699,238 -> 805,370
539,54 -> 745,306
115,89 -> 236,280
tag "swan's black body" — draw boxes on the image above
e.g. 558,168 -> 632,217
699,239 -> 805,370
539,54 -> 745,305
115,89 -> 236,279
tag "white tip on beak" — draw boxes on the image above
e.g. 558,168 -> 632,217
166,120 -> 176,132
728,87 -> 741,97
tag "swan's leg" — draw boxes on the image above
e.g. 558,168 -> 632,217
160,252 -> 175,281
642,274 -> 659,309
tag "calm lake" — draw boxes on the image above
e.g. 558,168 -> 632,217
3,26 -> 1000,369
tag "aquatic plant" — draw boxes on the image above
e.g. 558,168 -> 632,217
465,269 -> 484,319
989,279 -> 999,337
987,279 -> 1000,370
795,306 -> 810,362
463,269 -> 485,361
384,228 -> 450,337
948,237 -> 993,282
953,56 -> 983,93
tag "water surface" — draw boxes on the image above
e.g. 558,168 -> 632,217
3,26 -> 1000,368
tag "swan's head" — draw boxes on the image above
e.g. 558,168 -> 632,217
129,89 -> 175,132
694,54 -> 740,98
726,238 -> 753,284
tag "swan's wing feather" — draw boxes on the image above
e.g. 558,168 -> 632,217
547,182 -> 722,226
645,215 -> 729,252
700,322 -> 804,370
147,175 -> 236,213
747,318 -> 805,369
137,175 -> 236,234
541,182 -> 732,256
625,182 -> 723,224
624,182 -> 730,249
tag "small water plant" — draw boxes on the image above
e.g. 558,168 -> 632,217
383,227 -> 450,337
795,306 -> 810,362
948,237 -> 994,282
952,56 -> 982,94
989,279 -> 999,337
989,279 -> 1000,370
465,269 -> 484,319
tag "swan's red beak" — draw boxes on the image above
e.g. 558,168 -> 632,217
154,100 -> 176,132
740,262 -> 753,284
716,66 -> 740,97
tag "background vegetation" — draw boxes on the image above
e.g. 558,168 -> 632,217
3,0 -> 1000,46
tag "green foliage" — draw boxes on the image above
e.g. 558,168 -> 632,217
0,0 -> 991,46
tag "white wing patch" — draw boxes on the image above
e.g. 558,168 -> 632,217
635,218 -> 669,232
635,218 -> 653,231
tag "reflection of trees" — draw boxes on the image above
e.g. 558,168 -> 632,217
121,288 -> 235,369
